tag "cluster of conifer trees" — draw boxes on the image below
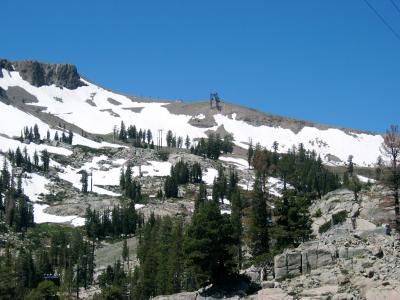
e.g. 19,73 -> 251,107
6,147 -> 50,173
119,165 -> 143,202
116,122 -> 193,151
19,123 -> 74,145
126,190 -> 243,300
116,121 -> 155,149
0,228 -> 96,299
84,203 -> 144,239
163,160 -> 203,198
0,159 -> 34,233
190,133 -> 234,159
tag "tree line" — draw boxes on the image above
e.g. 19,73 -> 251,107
190,133 -> 234,160
19,123 -> 74,145
84,202 -> 144,240
0,227 -> 95,299
0,159 -> 34,233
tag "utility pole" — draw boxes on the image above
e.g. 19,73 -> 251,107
90,171 -> 93,192
158,129 -> 163,149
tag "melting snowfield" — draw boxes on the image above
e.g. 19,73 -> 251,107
0,68 -> 384,167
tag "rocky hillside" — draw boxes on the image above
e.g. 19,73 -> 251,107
154,185 -> 400,300
0,58 -> 396,300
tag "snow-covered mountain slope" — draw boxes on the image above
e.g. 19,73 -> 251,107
0,59 -> 384,167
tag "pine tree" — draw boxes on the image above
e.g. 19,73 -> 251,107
272,190 -> 312,251
33,124 -> 40,142
81,171 -> 88,193
122,239 -> 129,262
185,135 -> 191,149
171,136 -> 177,148
33,150 -> 39,168
194,184 -> 207,214
177,136 -> 183,148
166,218 -> 184,294
164,176 -> 178,198
348,174 -> 362,202
68,130 -> 74,144
15,147 -> 23,167
347,155 -> 354,177
119,121 -> 127,142
249,173 -> 270,257
146,129 -> 152,144
230,189 -> 243,268
247,141 -> 254,168
375,156 -> 384,181
40,150 -> 50,172
166,130 -> 173,148
119,167 -> 126,190
184,201 -> 236,286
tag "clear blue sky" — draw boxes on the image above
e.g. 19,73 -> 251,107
1,0 -> 399,133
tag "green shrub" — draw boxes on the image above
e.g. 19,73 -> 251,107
319,221 -> 332,234
157,149 -> 170,161
332,210 -> 347,225
313,208 -> 322,218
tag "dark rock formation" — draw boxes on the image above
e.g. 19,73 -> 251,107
0,58 -> 85,89
0,59 -> 14,78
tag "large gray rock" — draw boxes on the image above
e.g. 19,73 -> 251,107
275,244 -> 336,279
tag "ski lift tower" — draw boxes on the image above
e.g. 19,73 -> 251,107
210,92 -> 221,111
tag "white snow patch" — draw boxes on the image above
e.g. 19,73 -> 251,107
203,168 -> 218,185
21,172 -> 83,226
194,114 -> 206,120
133,161 -> 171,177
55,155 -> 121,196
357,175 -> 376,183
219,156 -> 249,170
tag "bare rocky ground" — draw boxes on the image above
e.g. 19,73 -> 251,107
41,145 -> 227,222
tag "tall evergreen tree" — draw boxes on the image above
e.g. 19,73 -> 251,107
184,201 -> 236,286
119,121 -> 127,142
249,173 -> 270,257
185,135 -> 191,149
40,150 -> 50,173
80,171 -> 88,193
230,189 -> 243,268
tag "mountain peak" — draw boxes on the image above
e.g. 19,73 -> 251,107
0,58 -> 85,89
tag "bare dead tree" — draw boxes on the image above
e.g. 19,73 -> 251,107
382,125 -> 400,233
